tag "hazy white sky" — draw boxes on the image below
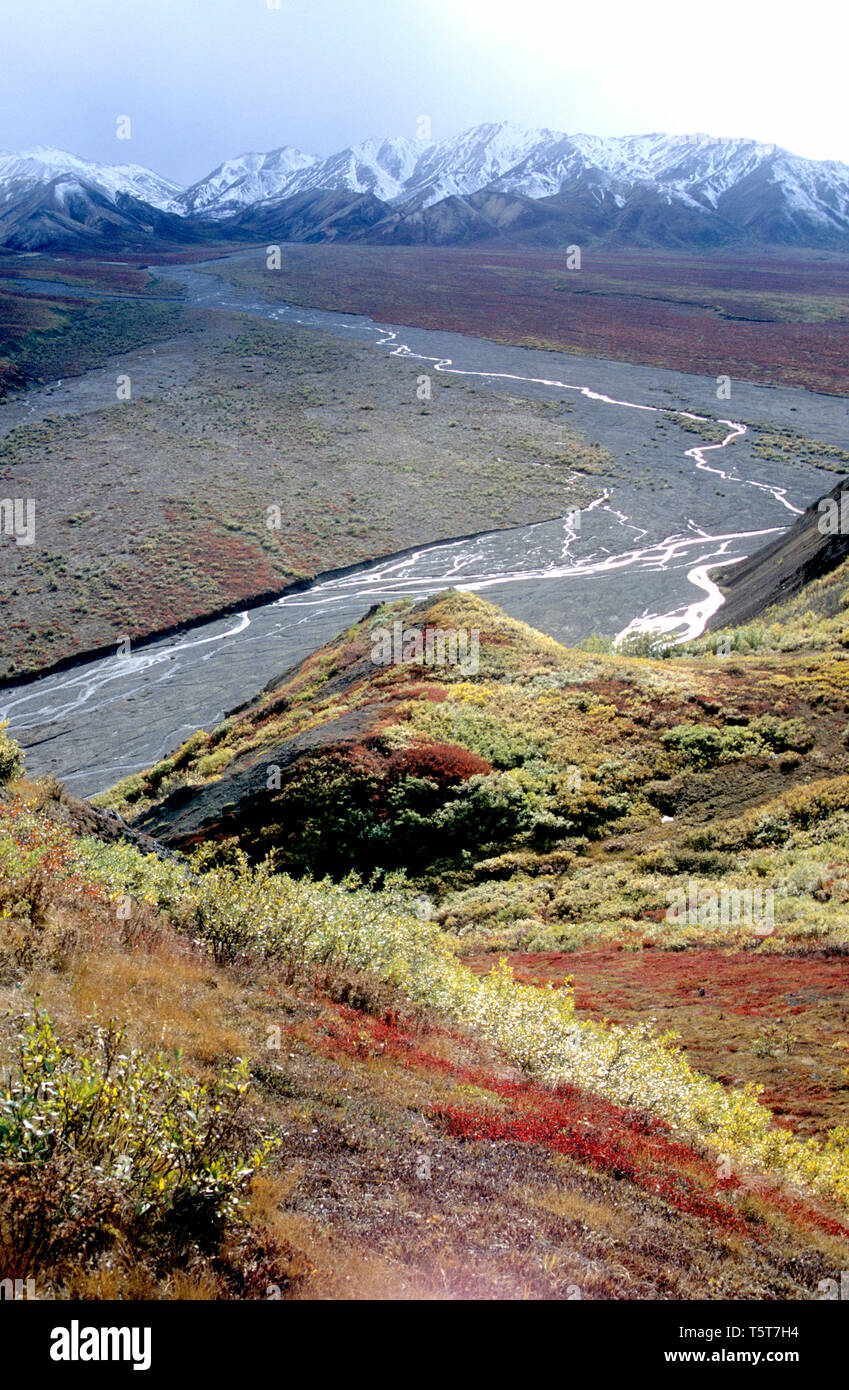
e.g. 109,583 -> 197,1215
1,0 -> 846,183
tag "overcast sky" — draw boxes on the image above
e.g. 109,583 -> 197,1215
2,0 -> 847,184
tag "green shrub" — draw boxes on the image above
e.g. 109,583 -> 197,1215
409,702 -> 546,768
0,1007 -> 275,1236
186,852 -> 283,964
171,730 -> 209,771
74,835 -> 187,912
751,715 -> 814,753
244,747 -> 536,876
661,722 -> 765,769
578,633 -> 614,653
146,757 -> 175,789
550,776 -> 629,836
195,747 -> 234,780
662,724 -> 723,767
617,629 -> 673,658
0,723 -> 23,784
118,774 -> 147,805
209,718 -> 236,747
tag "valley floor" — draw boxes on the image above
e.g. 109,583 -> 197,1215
202,244 -> 849,397
0,291 -> 607,682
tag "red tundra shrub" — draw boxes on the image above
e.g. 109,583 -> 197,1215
386,741 -> 492,786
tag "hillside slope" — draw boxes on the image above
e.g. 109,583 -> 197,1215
6,578 -> 849,1298
97,590 -> 849,1163
2,737 -> 849,1299
707,474 -> 849,632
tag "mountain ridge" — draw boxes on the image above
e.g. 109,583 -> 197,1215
4,123 -> 849,251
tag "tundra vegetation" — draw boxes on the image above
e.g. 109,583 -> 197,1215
4,569 -> 849,1296
0,274 -> 195,398
203,245 -> 849,396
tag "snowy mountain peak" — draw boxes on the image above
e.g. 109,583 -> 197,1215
180,145 -> 318,217
0,146 -> 184,213
3,126 -> 849,249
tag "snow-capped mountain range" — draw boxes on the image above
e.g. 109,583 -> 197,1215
182,124 -> 568,216
180,122 -> 849,228
3,123 -> 849,251
0,147 -> 184,214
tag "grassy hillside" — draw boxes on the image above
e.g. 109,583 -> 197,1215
2,761 -> 849,1298
95,587 -> 849,1144
6,575 -> 849,1297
